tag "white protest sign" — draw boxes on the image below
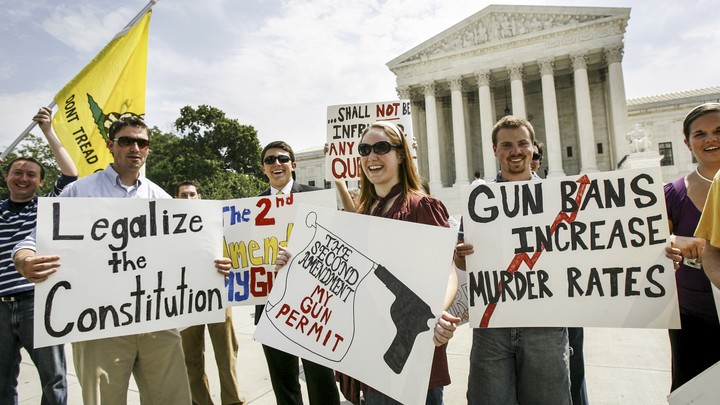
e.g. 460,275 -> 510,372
668,360 -> 720,405
34,198 -> 224,347
222,189 -> 336,306
462,167 -> 680,328
446,216 -> 469,325
326,100 -> 413,181
254,205 -> 456,405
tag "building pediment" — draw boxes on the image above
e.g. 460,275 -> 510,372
387,5 -> 630,69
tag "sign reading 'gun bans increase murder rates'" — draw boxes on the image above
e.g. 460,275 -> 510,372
221,189 -> 336,306
254,205 -> 457,405
462,167 -> 680,329
34,198 -> 225,348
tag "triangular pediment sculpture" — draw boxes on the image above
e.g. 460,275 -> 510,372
388,5 -> 630,67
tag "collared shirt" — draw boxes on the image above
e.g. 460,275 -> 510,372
493,171 -> 541,183
59,164 -> 171,199
12,164 -> 170,255
271,178 -> 294,196
0,174 -> 77,297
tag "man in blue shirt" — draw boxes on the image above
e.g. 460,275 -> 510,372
13,116 -> 233,405
0,107 -> 78,405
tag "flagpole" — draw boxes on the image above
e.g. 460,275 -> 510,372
0,0 -> 160,160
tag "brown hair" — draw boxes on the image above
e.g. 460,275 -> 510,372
491,115 -> 535,146
356,122 -> 425,214
4,156 -> 45,180
683,103 -> 720,141
261,141 -> 295,162
108,116 -> 149,140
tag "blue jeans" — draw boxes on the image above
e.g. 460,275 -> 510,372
364,387 -> 443,405
0,291 -> 67,405
467,327 -> 570,405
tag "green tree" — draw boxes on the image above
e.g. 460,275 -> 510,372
145,105 -> 266,198
0,133 -> 62,199
175,105 -> 263,178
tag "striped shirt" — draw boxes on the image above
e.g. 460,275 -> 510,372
0,174 -> 77,297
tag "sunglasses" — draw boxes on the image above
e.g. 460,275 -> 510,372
532,153 -> 542,161
358,141 -> 401,157
114,137 -> 150,149
263,155 -> 292,165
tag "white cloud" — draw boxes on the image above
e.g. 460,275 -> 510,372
2,0 -> 719,155
40,3 -> 135,53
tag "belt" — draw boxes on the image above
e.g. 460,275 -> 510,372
0,291 -> 33,302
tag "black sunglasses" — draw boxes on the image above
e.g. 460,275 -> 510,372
263,155 -> 292,165
358,141 -> 401,157
114,136 -> 150,149
532,152 -> 542,161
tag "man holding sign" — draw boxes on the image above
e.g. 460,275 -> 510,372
176,181 -> 245,405
13,117 -> 232,405
0,107 -> 77,405
455,116 -> 571,405
254,141 -> 340,405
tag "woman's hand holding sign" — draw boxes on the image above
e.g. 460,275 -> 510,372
665,235 -> 705,270
433,311 -> 461,347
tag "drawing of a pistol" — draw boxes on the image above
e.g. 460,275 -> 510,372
374,265 -> 434,374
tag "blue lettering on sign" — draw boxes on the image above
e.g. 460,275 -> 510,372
222,205 -> 251,225
226,271 -> 250,302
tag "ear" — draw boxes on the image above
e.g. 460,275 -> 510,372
291,161 -> 297,170
106,139 -> 114,150
493,145 -> 498,155
684,138 -> 690,149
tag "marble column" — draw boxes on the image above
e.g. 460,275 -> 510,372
604,45 -> 630,164
449,76 -> 470,185
411,99 -> 425,173
423,81 -> 442,189
571,52 -> 598,173
476,70 -> 496,180
397,86 -> 419,172
507,63 -> 526,119
537,57 -> 566,178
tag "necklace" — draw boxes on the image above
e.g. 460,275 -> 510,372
695,167 -> 714,184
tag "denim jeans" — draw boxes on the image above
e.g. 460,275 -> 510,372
467,327 -> 570,405
0,292 -> 67,405
364,387 -> 443,405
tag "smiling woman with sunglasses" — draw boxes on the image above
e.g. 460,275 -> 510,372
354,121 -> 461,405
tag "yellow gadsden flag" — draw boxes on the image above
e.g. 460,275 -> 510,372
52,12 -> 152,177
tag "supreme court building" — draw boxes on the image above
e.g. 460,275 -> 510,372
295,4 -> 720,215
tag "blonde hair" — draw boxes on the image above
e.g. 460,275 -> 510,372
357,122 -> 425,214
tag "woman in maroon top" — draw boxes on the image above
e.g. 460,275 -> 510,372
354,121 -> 460,404
665,103 -> 720,390
275,121 -> 460,404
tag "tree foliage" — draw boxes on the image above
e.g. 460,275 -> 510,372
145,105 -> 266,199
1,105 -> 266,201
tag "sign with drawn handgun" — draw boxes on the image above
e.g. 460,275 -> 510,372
222,190 -> 336,306
253,205 -> 456,405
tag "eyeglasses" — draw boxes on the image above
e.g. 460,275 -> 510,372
114,137 -> 150,149
358,141 -> 401,157
532,152 -> 542,161
263,155 -> 292,165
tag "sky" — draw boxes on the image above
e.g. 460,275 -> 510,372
0,0 -> 717,154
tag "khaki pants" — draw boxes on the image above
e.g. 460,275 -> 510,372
181,308 -> 245,405
72,329 -> 191,405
